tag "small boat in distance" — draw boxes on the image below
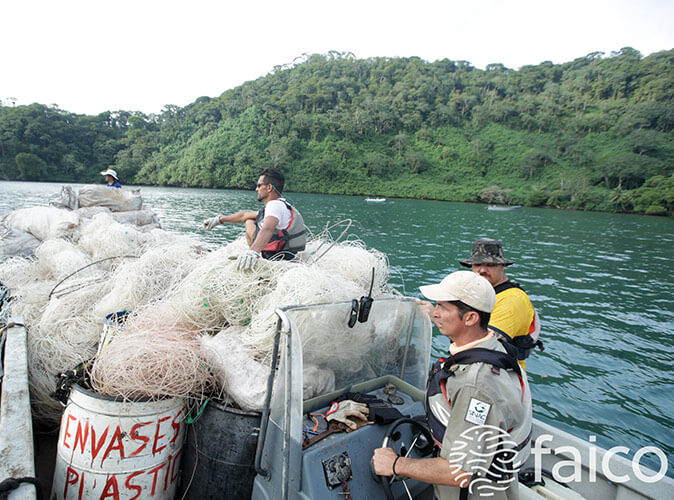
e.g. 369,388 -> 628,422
488,204 -> 522,211
365,197 -> 386,202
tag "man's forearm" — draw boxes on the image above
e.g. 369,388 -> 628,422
220,210 -> 257,224
395,456 -> 471,488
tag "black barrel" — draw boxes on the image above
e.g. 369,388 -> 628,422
179,400 -> 261,499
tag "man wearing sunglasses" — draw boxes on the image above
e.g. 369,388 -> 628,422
203,168 -> 306,271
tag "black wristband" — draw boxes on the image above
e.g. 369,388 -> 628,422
392,455 -> 401,476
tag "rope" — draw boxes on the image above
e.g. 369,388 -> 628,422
0,476 -> 45,500
48,255 -> 137,299
308,219 -> 353,264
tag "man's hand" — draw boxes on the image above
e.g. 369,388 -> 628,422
326,400 -> 369,431
372,447 -> 398,476
237,249 -> 261,271
203,216 -> 221,231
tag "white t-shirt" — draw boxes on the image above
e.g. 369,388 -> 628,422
260,198 -> 292,231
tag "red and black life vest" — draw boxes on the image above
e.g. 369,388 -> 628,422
254,199 -> 306,260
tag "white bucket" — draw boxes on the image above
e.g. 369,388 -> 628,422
51,384 -> 186,500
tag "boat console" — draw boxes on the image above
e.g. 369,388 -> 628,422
252,297 -> 434,499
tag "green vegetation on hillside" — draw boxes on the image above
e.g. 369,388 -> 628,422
1,48 -> 672,215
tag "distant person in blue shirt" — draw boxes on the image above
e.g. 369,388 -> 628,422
100,169 -> 121,188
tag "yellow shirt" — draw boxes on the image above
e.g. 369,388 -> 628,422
489,285 -> 535,369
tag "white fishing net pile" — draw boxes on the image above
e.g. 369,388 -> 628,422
35,239 -> 94,280
92,242 -> 205,318
90,329 -> 215,401
0,200 -> 395,423
76,213 -> 149,261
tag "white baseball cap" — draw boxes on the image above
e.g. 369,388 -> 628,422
419,271 -> 496,313
100,169 -> 118,179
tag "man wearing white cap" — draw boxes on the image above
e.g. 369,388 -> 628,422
373,271 -> 532,500
100,169 -> 121,188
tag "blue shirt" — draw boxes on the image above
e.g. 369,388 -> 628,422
107,181 -> 122,188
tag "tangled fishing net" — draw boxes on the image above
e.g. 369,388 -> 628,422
90,329 -> 217,401
0,193 -> 397,424
92,242 -> 205,318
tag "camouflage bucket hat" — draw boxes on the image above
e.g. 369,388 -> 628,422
459,238 -> 515,267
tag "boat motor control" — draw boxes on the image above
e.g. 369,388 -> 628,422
322,451 -> 352,489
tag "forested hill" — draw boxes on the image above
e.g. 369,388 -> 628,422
1,48 -> 672,215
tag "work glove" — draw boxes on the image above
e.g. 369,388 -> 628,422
326,400 -> 370,431
237,249 -> 261,272
203,216 -> 221,231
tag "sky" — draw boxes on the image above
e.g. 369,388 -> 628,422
3,0 -> 673,116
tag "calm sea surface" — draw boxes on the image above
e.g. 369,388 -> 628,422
2,181 -> 673,475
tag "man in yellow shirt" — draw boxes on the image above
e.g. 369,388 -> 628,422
460,239 -> 542,368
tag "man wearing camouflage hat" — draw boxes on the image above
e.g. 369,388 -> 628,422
460,239 -> 541,368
